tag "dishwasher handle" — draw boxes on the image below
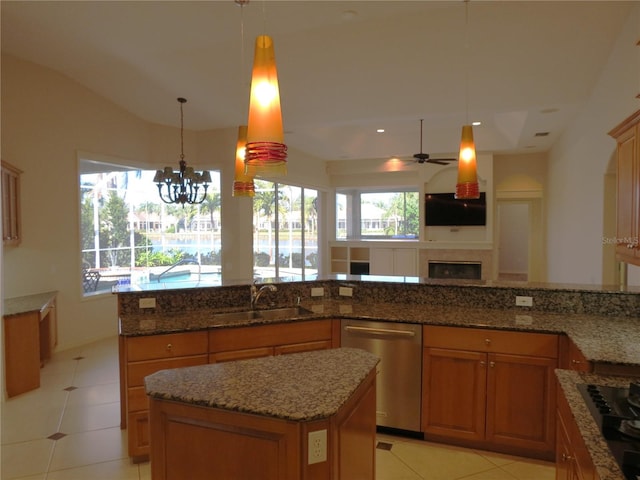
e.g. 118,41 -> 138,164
344,325 -> 416,338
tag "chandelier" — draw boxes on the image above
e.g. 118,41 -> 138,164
154,97 -> 212,205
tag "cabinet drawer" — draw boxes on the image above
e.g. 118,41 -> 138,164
126,331 -> 208,361
424,325 -> 558,358
209,319 -> 332,353
127,386 -> 149,412
127,354 -> 208,386
209,347 -> 274,363
274,340 -> 333,355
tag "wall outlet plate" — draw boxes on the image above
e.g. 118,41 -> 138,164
308,429 -> 327,464
139,297 -> 156,309
515,296 -> 533,307
311,287 -> 324,297
339,286 -> 353,297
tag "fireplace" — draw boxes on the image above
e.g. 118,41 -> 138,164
428,261 -> 482,280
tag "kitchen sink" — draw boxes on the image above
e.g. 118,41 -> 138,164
256,306 -> 314,320
213,306 -> 314,323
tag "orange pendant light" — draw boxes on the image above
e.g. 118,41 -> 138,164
455,125 -> 480,199
233,125 -> 255,197
245,35 -> 287,177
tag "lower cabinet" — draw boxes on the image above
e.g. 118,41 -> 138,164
422,326 -> 558,460
208,319 -> 336,363
120,319 -> 338,461
120,331 -> 209,461
556,383 -> 598,480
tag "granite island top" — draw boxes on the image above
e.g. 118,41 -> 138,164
144,347 -> 379,422
120,299 -> 640,368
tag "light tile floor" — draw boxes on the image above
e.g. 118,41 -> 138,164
1,336 -> 556,480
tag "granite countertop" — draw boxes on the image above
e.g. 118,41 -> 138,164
556,370 -> 637,480
3,291 -> 57,317
144,347 -> 379,421
120,299 -> 640,367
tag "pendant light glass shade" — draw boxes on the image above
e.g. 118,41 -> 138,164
245,35 -> 287,177
233,125 -> 255,197
455,125 -> 480,199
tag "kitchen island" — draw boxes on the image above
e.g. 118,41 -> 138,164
145,347 -> 379,480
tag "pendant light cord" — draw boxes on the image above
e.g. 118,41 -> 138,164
464,0 -> 470,125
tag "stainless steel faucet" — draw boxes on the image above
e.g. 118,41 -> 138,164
250,282 -> 277,309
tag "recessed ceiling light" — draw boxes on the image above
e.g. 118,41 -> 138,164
376,128 -> 385,133
341,10 -> 358,21
534,132 -> 550,137
472,121 -> 482,126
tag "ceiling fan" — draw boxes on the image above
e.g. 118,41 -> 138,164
411,119 -> 457,165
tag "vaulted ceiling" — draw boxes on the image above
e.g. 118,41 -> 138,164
1,1 -> 633,162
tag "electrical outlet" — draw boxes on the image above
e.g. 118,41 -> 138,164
311,287 -> 324,297
139,297 -> 156,309
515,296 -> 533,307
308,429 -> 327,464
339,286 -> 353,297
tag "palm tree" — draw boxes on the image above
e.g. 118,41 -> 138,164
202,192 -> 221,231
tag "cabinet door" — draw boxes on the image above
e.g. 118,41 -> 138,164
422,347 -> 486,442
369,248 -> 394,275
615,125 -> 638,259
556,410 -> 574,480
486,353 -> 556,456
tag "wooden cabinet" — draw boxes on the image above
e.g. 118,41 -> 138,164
2,160 -> 22,246
208,319 -> 336,363
120,319 -> 338,461
370,247 -> 417,276
422,325 -> 558,460
610,110 -> 640,265
556,384 -> 598,480
148,365 -> 376,480
559,335 -> 592,372
4,294 -> 57,397
119,331 -> 209,461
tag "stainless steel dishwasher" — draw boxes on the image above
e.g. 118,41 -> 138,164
341,319 -> 422,433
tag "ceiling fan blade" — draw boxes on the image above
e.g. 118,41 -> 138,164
427,158 -> 457,165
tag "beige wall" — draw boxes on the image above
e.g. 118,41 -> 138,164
546,4 -> 639,285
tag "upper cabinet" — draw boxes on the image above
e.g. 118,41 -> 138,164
2,160 -> 22,246
610,110 -> 640,266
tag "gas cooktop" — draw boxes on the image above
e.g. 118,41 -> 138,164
578,383 -> 640,480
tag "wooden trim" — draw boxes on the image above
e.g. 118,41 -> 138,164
609,109 -> 640,138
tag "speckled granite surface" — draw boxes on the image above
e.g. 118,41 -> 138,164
144,347 -> 379,421
556,370 -> 637,480
3,291 -> 57,316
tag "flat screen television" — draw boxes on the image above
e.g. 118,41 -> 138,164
425,192 -> 486,226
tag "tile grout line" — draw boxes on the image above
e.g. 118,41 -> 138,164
44,355 -> 84,478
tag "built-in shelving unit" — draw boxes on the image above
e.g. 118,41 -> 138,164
329,245 -> 371,274
349,247 -> 370,275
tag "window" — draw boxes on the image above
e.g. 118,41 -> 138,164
79,159 -> 221,295
253,180 -> 318,281
336,189 -> 419,240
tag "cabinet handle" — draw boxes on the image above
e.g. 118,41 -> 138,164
562,453 -> 574,462
571,359 -> 582,365
166,343 -> 173,351
484,338 -> 491,346
489,361 -> 495,368
480,360 -> 486,367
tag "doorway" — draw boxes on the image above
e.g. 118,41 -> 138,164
496,202 -> 529,281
